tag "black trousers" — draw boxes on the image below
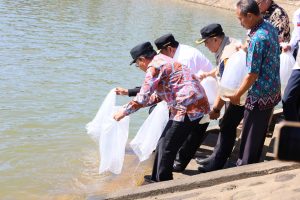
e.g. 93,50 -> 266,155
175,120 -> 209,169
237,106 -> 273,166
151,116 -> 208,182
282,69 -> 300,122
208,103 -> 245,169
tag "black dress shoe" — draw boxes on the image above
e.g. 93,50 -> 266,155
141,175 -> 156,185
198,162 -> 222,173
198,165 -> 212,173
173,163 -> 185,172
195,156 -> 213,165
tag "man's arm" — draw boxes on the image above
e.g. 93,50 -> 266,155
114,66 -> 162,121
115,86 -> 141,96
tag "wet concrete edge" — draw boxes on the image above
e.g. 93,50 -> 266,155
94,161 -> 300,200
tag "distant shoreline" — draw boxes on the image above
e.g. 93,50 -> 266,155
183,0 -> 299,18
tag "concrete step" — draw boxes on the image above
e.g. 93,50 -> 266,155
103,161 -> 300,200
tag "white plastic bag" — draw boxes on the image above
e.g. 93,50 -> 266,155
86,89 -> 130,174
86,89 -> 116,142
98,106 -> 129,174
130,101 -> 169,162
201,76 -> 218,109
280,51 -> 295,93
219,50 -> 248,105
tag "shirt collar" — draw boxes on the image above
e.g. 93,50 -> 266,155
248,19 -> 264,38
173,44 -> 181,60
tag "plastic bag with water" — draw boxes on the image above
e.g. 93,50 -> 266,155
201,76 -> 218,109
130,101 -> 169,162
280,51 -> 295,93
86,89 -> 130,174
219,50 -> 248,105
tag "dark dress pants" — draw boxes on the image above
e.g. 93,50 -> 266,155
175,120 -> 209,169
237,106 -> 273,166
208,103 -> 245,169
151,115 -> 208,182
282,69 -> 300,122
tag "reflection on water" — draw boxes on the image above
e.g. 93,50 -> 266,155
0,0 -> 244,199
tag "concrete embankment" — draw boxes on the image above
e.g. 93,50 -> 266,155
89,109 -> 300,200
184,0 -> 299,16
97,161 -> 300,200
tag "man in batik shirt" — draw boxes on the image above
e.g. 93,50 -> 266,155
256,0 -> 290,42
113,42 -> 210,182
227,0 -> 281,165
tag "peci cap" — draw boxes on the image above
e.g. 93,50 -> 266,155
154,33 -> 179,53
130,42 -> 156,65
195,23 -> 224,44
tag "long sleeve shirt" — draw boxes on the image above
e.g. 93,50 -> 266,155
122,54 -> 210,122
173,44 -> 213,76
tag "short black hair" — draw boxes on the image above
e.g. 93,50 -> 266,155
236,0 -> 260,16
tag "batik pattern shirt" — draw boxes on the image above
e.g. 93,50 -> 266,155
123,54 -> 210,122
245,20 -> 281,111
263,1 -> 290,42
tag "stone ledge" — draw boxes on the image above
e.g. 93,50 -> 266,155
97,160 -> 300,200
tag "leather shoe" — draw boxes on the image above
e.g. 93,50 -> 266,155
198,165 -> 212,173
198,162 -> 222,173
195,156 -> 213,165
173,163 -> 185,172
141,175 -> 156,185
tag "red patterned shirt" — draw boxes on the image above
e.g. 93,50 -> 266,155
122,54 -> 210,122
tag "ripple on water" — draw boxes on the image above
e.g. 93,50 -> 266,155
0,0 -> 246,199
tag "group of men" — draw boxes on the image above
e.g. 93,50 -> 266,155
113,0 -> 300,184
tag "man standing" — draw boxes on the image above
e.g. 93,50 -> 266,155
113,42 -> 210,182
193,23 -> 245,172
153,33 -> 212,172
255,0 -> 290,42
282,8 -> 300,122
227,0 -> 281,165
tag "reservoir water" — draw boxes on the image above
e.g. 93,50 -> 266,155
0,0 -> 245,199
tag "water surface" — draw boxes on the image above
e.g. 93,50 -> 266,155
0,0 -> 245,198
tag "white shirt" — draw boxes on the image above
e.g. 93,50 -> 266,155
290,8 -> 300,51
290,8 -> 300,70
173,44 -> 212,75
294,41 -> 300,70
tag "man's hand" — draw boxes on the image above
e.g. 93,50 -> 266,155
224,94 -> 241,105
280,42 -> 291,52
209,110 -> 220,120
113,110 -> 126,121
115,87 -> 128,96
199,72 -> 210,80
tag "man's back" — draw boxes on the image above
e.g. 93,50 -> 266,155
173,44 -> 212,75
246,20 -> 281,110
